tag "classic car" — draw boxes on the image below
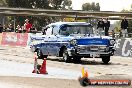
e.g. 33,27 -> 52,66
30,22 -> 115,64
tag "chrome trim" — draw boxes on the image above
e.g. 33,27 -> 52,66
67,48 -> 75,56
77,52 -> 110,55
77,45 -> 108,52
77,45 -> 107,47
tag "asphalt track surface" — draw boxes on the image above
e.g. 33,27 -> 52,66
0,46 -> 132,88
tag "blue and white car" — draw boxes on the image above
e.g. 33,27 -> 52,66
30,22 -> 115,64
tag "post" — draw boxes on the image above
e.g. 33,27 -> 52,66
14,16 -> 16,32
2,16 -> 5,30
75,13 -> 78,22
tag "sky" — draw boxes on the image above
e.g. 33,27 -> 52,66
71,0 -> 132,11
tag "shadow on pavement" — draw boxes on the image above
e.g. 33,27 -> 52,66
46,56 -> 132,66
46,57 -> 112,65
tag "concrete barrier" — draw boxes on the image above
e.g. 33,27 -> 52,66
115,38 -> 132,57
0,32 -> 28,47
0,32 -> 43,47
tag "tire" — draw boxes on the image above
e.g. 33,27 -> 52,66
102,56 -> 110,64
37,49 -> 44,59
43,55 -> 48,58
73,56 -> 81,63
63,49 -> 71,63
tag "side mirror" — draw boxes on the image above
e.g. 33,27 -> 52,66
42,27 -> 49,35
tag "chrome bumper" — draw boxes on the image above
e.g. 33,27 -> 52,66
67,45 -> 114,57
68,49 -> 111,57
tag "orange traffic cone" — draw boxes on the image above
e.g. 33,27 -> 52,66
81,67 -> 88,78
79,67 -> 90,86
84,71 -> 88,78
32,53 -> 39,73
39,58 -> 48,74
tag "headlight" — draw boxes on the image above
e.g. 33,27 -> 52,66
99,46 -> 106,50
70,39 -> 77,45
110,39 -> 115,45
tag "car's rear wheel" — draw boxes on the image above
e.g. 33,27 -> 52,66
37,49 -> 44,59
63,49 -> 71,63
43,55 -> 48,59
102,56 -> 110,64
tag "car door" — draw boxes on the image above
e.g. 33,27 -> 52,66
47,25 -> 60,56
41,26 -> 53,55
41,25 -> 60,56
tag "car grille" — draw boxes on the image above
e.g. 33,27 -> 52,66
77,45 -> 107,53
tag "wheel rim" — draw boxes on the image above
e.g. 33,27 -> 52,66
37,50 -> 41,57
63,51 -> 67,61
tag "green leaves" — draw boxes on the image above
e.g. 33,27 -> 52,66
6,0 -> 72,10
82,2 -> 100,11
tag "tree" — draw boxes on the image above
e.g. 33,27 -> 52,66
6,0 -> 72,10
0,0 -> 7,7
61,0 -> 72,10
0,0 -> 7,25
91,2 -> 95,11
82,2 -> 100,11
82,2 -> 100,26
95,3 -> 100,11
82,3 -> 91,11
48,0 -> 72,10
6,0 -> 50,9
6,0 -> 51,31
6,0 -> 73,31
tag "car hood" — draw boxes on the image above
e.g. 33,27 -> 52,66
71,35 -> 111,45
76,38 -> 109,45
58,35 -> 111,45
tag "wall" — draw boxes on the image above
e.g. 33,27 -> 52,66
0,32 -> 28,47
115,38 -> 132,57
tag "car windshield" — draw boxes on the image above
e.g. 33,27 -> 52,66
59,25 -> 93,36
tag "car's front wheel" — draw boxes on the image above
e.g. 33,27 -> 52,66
73,56 -> 81,63
63,49 -> 71,63
102,56 -> 110,64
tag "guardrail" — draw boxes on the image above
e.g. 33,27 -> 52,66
109,32 -> 132,38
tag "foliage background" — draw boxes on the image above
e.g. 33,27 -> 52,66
0,0 -> 132,34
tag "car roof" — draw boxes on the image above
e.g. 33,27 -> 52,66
47,22 -> 92,27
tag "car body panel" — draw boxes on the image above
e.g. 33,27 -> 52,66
30,22 -> 115,58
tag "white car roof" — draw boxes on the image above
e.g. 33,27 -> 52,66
46,22 -> 91,27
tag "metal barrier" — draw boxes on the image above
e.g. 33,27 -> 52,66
109,32 -> 132,39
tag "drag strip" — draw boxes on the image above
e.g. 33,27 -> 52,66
0,58 -> 84,79
0,46 -> 132,80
